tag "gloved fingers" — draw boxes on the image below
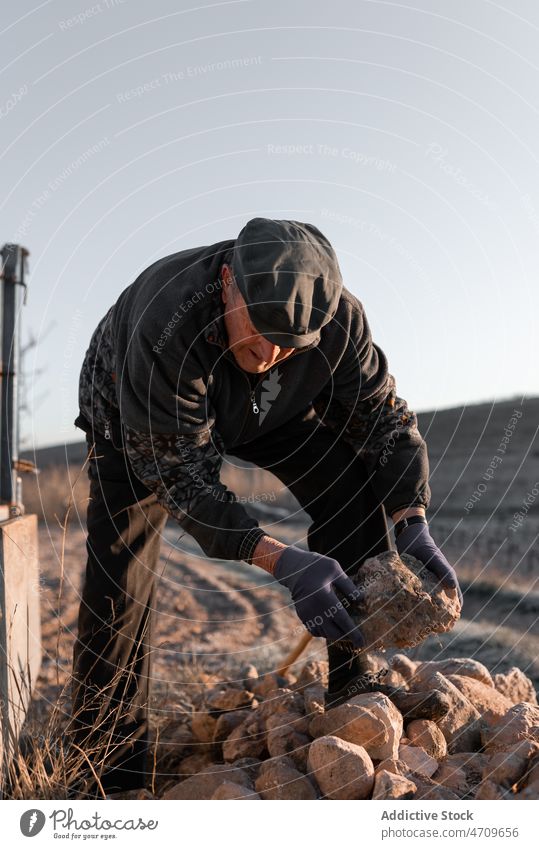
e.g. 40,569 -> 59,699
332,572 -> 364,605
330,607 -> 366,649
424,557 -> 463,606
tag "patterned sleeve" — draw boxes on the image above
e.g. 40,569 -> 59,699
124,425 -> 265,562
313,298 -> 431,516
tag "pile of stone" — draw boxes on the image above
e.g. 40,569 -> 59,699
155,656 -> 539,800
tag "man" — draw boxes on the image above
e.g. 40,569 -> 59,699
70,217 -> 462,793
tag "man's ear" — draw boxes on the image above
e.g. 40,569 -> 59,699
221,263 -> 232,303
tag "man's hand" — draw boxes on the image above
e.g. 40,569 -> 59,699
273,545 -> 366,647
395,522 -> 463,607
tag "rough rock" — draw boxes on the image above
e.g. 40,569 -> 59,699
255,756 -> 317,800
398,744 -> 438,778
493,668 -> 538,706
256,687 -> 304,721
390,654 -> 419,683
481,703 -> 539,753
375,758 -> 410,777
372,769 -> 416,800
482,739 -> 539,787
222,714 -> 267,762
414,658 -> 493,687
294,660 -> 329,691
309,692 -> 402,760
163,763 -> 251,800
432,762 -> 470,796
250,673 -> 289,699
211,782 -> 259,799
205,686 -> 254,712
191,711 -> 218,744
303,684 -> 326,718
439,752 -> 489,787
412,775 -> 460,800
515,780 -> 539,799
408,671 -> 481,753
308,735 -> 374,800
107,788 -> 154,800
474,779 -> 512,800
446,674 -> 513,720
266,712 -> 311,771
345,551 -> 461,651
175,751 -> 215,778
213,709 -> 250,745
406,719 -> 447,760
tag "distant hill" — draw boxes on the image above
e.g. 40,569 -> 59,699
22,395 -> 538,521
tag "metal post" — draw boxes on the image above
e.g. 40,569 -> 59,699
0,244 -> 28,519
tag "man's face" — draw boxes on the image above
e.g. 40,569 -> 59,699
220,264 -> 295,373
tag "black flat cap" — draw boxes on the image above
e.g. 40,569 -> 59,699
231,217 -> 343,348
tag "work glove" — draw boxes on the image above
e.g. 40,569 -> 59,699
396,522 -> 463,607
274,545 -> 365,647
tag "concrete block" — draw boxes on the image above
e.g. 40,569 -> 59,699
0,514 -> 41,760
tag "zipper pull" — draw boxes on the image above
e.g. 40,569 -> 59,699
104,418 -> 111,440
251,392 -> 259,414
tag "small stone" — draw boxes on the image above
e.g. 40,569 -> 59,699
390,654 -> 419,682
266,711 -> 311,771
303,684 -> 326,718
375,758 -> 410,777
474,779 -> 512,800
493,668 -> 538,706
308,736 -> 374,800
295,660 -> 329,691
481,703 -> 539,753
222,715 -> 267,762
372,769 -> 416,800
432,762 -> 470,796
211,782 -> 259,799
309,692 -> 402,761
441,752 -> 489,787
515,779 -> 539,799
482,740 -> 539,786
256,688 -> 304,721
212,709 -> 249,745
255,756 -> 317,800
398,744 -> 438,778
406,719 -> 447,760
240,664 -> 259,690
107,788 -> 153,800
446,674 -> 512,720
409,671 -> 481,753
205,687 -> 254,712
175,751 -> 215,778
163,763 -> 251,800
191,711 -> 218,743
346,552 -> 461,651
412,776 -> 460,800
251,673 -> 289,698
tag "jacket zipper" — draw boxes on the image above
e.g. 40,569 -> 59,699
206,321 -> 315,437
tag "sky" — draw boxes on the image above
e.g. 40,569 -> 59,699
1,0 -> 538,449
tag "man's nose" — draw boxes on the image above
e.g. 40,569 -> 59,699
255,334 -> 281,364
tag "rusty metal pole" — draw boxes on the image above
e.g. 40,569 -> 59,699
0,244 -> 28,520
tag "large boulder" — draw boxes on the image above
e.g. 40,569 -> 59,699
308,736 -> 375,800
266,712 -> 311,771
345,552 -> 461,651
309,692 -> 402,760
492,668 -> 538,706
